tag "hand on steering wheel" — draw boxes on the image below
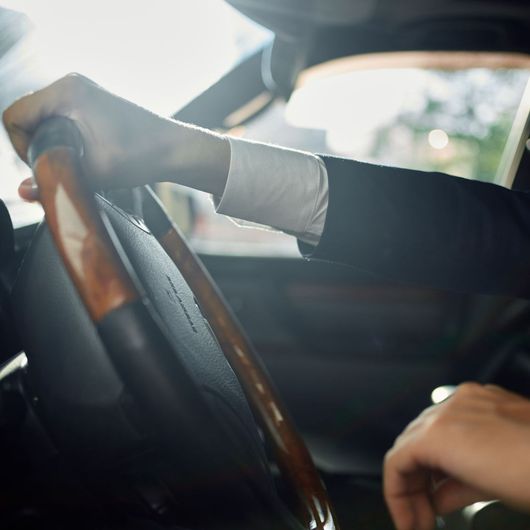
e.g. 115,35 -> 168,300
3,73 -> 231,200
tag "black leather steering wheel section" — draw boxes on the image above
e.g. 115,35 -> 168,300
14,118 -> 293,529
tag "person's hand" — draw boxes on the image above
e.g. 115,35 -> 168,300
2,74 -> 230,200
384,383 -> 530,530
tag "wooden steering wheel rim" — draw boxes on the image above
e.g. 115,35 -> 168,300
29,117 -> 339,530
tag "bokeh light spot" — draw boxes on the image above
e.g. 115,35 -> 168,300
428,128 -> 449,149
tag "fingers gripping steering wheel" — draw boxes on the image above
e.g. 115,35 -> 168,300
26,117 -> 340,530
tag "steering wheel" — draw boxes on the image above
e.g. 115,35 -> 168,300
14,117 -> 340,530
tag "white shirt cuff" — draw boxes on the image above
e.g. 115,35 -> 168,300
215,136 -> 328,246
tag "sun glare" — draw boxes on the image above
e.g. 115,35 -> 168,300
1,0 -> 269,115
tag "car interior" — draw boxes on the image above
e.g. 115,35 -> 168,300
0,1 -> 529,529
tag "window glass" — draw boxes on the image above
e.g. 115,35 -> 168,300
276,66 -> 529,183
188,56 -> 530,256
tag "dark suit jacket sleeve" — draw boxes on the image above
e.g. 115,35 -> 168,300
299,155 -> 530,299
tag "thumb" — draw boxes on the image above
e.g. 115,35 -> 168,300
18,177 -> 40,202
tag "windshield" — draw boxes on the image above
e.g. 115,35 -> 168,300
0,0 -> 270,227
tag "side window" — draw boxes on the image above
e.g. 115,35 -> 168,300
179,55 -> 530,256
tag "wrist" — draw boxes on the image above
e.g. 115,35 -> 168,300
164,120 -> 230,196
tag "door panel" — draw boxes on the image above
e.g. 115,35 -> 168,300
201,253 -> 522,475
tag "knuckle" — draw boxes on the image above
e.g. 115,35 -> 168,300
2,106 -> 20,133
454,381 -> 482,398
2,107 -> 10,126
64,72 -> 83,82
428,411 -> 449,432
383,447 -> 396,466
422,404 -> 456,436
2,98 -> 21,127
60,73 -> 89,97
